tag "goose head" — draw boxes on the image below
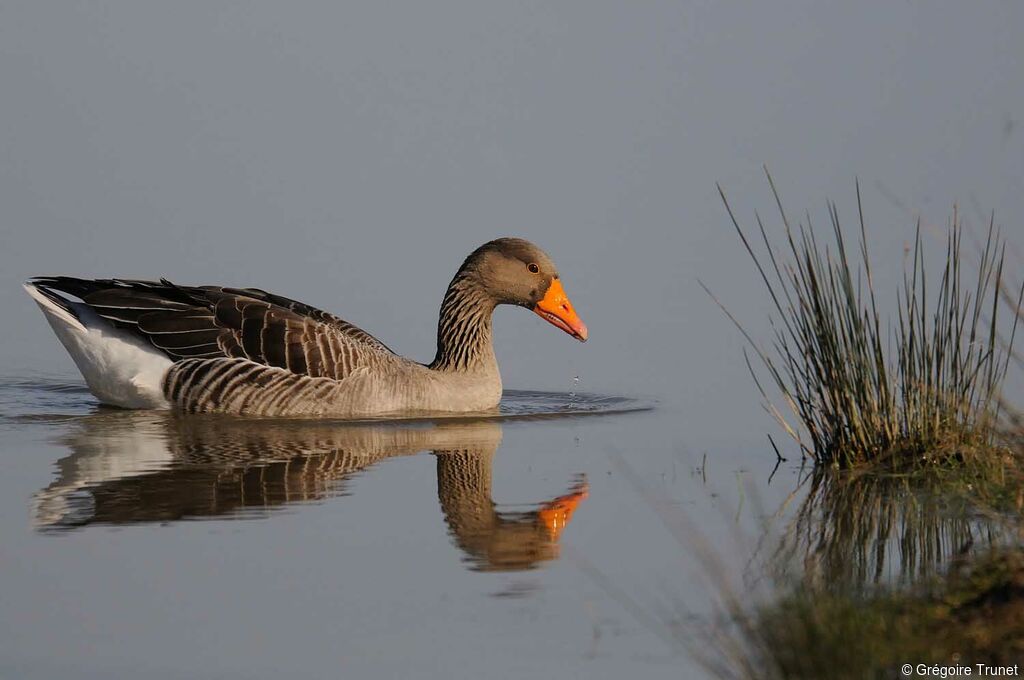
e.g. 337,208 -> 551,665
461,238 -> 588,342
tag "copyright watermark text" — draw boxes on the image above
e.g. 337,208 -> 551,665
901,663 -> 1020,678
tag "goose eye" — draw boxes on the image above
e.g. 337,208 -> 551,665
527,263 -> 540,274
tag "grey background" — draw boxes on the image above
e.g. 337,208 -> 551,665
2,1 -> 1022,441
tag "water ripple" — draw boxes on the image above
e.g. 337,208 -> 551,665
0,375 -> 652,425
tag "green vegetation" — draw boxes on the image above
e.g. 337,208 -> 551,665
685,180 -> 1024,677
711,171 -> 1022,467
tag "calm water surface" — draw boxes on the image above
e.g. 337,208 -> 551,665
0,376 -> 1010,679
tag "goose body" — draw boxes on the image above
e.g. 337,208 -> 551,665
25,238 -> 587,417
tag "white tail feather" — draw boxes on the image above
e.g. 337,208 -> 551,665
24,283 -> 172,409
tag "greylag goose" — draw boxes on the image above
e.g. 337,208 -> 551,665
24,238 -> 588,417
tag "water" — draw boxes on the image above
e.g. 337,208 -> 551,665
1,376 -> 1013,678
0,376 -> 697,679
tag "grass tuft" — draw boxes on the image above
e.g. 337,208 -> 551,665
710,170 -> 1023,467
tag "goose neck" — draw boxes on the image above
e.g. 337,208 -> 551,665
429,275 -> 497,372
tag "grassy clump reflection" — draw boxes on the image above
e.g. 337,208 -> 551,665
692,451 -> 1024,679
704,546 -> 1024,680
713,171 -> 1022,467
772,458 -> 1024,589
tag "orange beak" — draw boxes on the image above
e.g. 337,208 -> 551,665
533,279 -> 588,342
537,481 -> 589,540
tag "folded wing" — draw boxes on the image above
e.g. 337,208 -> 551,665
28,277 -> 397,381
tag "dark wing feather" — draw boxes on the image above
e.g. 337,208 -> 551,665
28,277 -> 397,379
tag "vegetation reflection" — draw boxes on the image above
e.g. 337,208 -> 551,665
770,465 -> 1018,590
696,464 -> 1024,679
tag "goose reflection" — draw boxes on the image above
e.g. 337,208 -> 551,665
33,411 -> 587,572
